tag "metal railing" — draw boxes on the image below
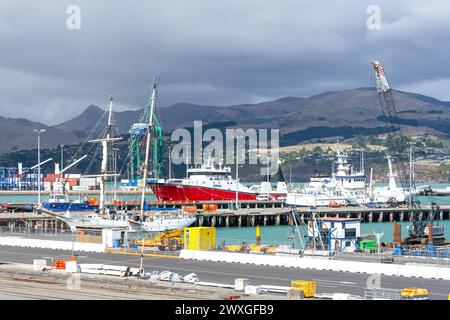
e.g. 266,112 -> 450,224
364,288 -> 401,300
0,226 -> 77,241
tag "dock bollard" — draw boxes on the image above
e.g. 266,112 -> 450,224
234,278 -> 250,291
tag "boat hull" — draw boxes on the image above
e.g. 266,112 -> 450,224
286,192 -> 347,207
142,216 -> 196,232
150,183 -> 258,202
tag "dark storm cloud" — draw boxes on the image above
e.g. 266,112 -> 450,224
0,0 -> 449,125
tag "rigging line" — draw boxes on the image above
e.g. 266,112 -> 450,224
64,109 -> 108,177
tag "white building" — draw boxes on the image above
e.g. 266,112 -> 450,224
320,217 -> 360,253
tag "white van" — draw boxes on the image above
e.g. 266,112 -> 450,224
256,194 -> 270,201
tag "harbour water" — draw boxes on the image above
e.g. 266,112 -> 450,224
216,220 -> 450,245
2,184 -> 450,244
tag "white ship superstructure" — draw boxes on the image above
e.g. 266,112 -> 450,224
286,144 -> 408,207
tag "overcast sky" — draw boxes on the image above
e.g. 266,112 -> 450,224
1,0 -> 449,125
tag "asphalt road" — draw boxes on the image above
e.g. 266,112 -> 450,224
0,246 -> 449,300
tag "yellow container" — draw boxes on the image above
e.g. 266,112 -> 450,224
400,287 -> 429,299
184,227 -> 216,251
291,280 -> 316,298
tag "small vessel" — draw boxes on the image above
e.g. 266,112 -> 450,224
368,155 -> 408,205
286,144 -> 410,207
129,208 -> 196,232
286,145 -> 365,207
42,193 -> 93,213
39,97 -> 130,231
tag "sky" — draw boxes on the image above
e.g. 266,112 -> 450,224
1,0 -> 450,125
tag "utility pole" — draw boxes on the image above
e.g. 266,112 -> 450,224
235,135 -> 243,210
113,148 -> 119,201
60,144 -> 64,173
168,146 -> 172,180
409,144 -> 414,207
33,129 -> 46,204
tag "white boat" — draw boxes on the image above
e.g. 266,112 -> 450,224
286,144 -> 409,207
286,145 -> 366,207
368,155 -> 409,204
129,209 -> 196,232
39,97 -> 132,230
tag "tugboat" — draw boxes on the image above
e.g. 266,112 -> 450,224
42,193 -> 93,213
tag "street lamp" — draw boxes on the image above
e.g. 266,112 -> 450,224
113,147 -> 119,201
235,134 -> 244,210
60,144 -> 64,172
33,129 -> 46,204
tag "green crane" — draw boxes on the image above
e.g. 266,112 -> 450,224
129,83 -> 164,181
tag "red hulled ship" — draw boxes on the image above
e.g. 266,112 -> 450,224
149,158 -> 287,202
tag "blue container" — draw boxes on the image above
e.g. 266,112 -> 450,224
113,239 -> 120,248
393,246 -> 403,255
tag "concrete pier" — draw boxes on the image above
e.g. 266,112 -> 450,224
1,203 -> 450,229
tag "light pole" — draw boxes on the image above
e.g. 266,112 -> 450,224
235,134 -> 243,210
60,144 -> 64,173
236,137 -> 239,210
113,148 -> 119,201
33,129 -> 46,204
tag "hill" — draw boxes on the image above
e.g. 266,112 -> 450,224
2,87 -> 450,154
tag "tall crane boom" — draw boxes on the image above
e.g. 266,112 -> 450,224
371,60 -> 416,205
371,59 -> 446,245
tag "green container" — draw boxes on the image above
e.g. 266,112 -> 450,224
360,240 -> 377,250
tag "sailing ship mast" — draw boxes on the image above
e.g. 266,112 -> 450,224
88,96 -> 122,218
99,97 -> 113,216
140,81 -> 157,218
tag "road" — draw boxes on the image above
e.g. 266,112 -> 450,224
0,246 -> 449,299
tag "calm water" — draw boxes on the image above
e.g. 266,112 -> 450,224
216,220 -> 450,245
1,184 -> 450,244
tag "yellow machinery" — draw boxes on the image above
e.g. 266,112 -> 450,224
400,287 -> 429,300
184,227 -> 216,250
225,244 -> 277,253
291,280 -> 317,298
134,229 -> 185,251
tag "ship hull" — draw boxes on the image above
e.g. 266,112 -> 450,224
150,183 -> 258,202
150,183 -> 286,202
142,217 -> 196,232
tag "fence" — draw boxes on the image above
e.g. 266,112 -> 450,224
364,288 -> 400,300
336,244 -> 450,266
0,226 -> 100,243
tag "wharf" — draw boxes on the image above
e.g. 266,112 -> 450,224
1,201 -> 450,229
195,204 -> 450,227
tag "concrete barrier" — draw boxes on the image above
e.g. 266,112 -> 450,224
0,236 -> 106,253
65,261 -> 79,273
33,259 -> 47,271
234,278 -> 250,291
180,250 -> 450,280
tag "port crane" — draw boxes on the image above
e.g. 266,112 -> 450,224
371,60 -> 444,245
129,81 -> 164,181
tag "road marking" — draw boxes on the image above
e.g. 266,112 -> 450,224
109,251 -> 179,259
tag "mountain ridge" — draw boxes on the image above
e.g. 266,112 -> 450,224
2,87 -> 450,154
